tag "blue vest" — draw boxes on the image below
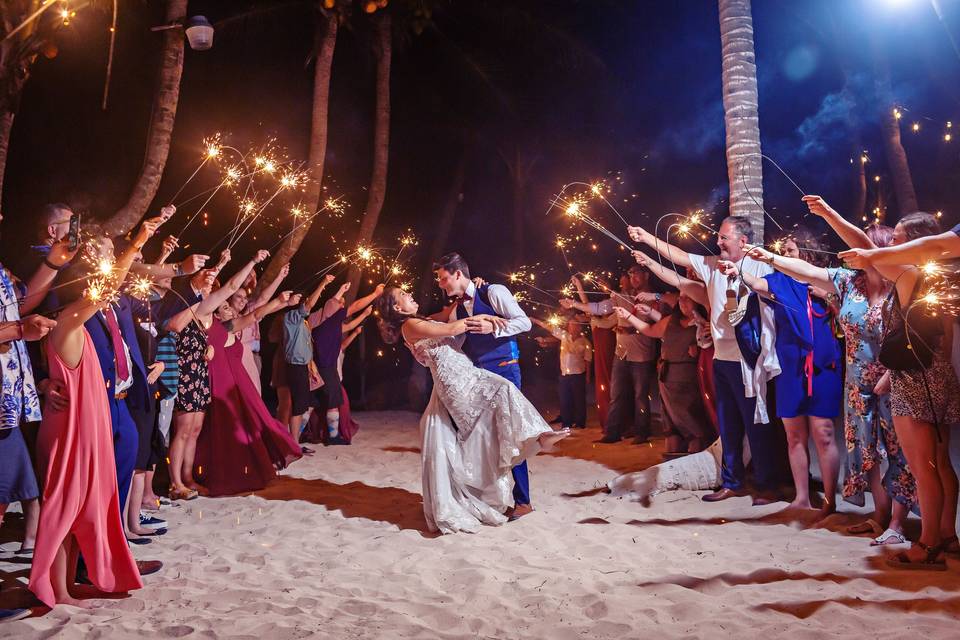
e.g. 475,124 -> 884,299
456,284 -> 520,367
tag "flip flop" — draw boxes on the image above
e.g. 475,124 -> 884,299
847,518 -> 882,535
127,537 -> 152,545
871,528 -> 907,546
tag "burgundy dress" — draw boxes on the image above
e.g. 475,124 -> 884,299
195,321 -> 301,495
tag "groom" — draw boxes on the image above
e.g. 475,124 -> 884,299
432,252 -> 536,520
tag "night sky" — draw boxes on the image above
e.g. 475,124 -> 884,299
3,0 -> 960,401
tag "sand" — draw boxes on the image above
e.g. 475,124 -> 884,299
2,410 -> 959,639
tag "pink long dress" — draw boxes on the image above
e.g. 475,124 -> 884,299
29,329 -> 142,607
194,320 -> 302,496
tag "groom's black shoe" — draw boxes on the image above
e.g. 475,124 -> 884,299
596,435 -> 621,444
548,415 -> 562,424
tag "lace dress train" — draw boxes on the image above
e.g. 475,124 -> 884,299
409,332 -> 553,534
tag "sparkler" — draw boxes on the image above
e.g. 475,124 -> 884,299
169,135 -> 224,205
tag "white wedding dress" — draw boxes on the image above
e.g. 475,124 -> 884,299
407,329 -> 554,534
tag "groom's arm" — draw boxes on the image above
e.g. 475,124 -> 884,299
485,284 -> 532,337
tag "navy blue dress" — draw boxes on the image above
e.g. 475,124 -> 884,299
764,272 -> 842,419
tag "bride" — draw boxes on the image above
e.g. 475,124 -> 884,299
376,286 -> 570,534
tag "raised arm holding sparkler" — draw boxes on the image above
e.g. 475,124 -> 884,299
630,250 -> 707,307
226,290 -> 300,335
49,217 -> 162,362
17,238 -> 79,315
627,225 -> 692,269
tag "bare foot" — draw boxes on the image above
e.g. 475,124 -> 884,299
785,499 -> 815,511
185,482 -> 209,497
538,428 -> 571,452
55,594 -> 93,608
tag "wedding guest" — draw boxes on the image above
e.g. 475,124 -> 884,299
571,276 -> 615,430
165,249 -> 270,500
311,283 -> 383,445
532,314 -> 592,429
0,213 -> 76,555
193,291 -> 302,495
826,201 -> 960,569
629,218 -> 783,504
751,221 -> 916,545
561,266 -> 658,444
29,218 -> 160,608
721,228 -> 842,514
281,274 -> 336,447
229,263 -> 290,395
614,294 -> 714,456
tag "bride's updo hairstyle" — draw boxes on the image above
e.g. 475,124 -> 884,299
376,286 -> 416,345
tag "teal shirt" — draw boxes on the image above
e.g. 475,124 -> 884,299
283,305 -> 313,365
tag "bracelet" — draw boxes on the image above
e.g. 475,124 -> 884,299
43,257 -> 67,271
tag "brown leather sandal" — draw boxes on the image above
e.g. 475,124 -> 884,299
886,540 -> 947,571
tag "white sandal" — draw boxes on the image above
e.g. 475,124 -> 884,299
871,528 -> 908,546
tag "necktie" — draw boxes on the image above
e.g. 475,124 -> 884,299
104,306 -> 131,382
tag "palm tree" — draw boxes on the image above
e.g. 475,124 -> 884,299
0,0 -> 73,214
257,1 -> 341,290
874,58 -> 918,215
99,0 -> 188,236
344,9 -> 391,302
718,0 -> 764,239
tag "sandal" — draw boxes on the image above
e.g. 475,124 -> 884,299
847,518 -> 883,536
169,487 -> 198,501
871,529 -> 908,546
938,534 -> 960,559
886,541 -> 947,571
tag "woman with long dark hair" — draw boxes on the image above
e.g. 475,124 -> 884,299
375,287 -> 569,534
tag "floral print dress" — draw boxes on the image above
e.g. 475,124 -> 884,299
175,319 -> 212,413
829,268 -> 916,509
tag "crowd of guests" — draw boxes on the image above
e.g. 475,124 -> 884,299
4,191 -> 960,616
526,195 -> 960,572
0,204 -> 381,614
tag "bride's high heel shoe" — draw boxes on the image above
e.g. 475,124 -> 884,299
538,428 -> 572,453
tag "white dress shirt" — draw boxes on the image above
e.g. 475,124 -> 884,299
688,254 -> 780,424
551,328 -> 593,375
448,281 -> 532,338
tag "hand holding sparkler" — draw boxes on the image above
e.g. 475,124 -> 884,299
252,249 -> 270,265
613,306 -> 634,322
627,226 -> 650,244
158,235 -> 179,264
287,293 -> 303,307
133,216 -> 165,250
745,245 -> 775,265
801,195 -> 838,220
558,298 -> 576,310
634,291 -> 660,305
17,314 -> 58,341
837,247 -> 874,269
178,253 -> 210,275
214,249 -> 232,273
631,250 -> 652,267
717,260 -> 740,279
159,205 -> 176,223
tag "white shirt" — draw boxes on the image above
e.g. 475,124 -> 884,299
102,305 -> 135,395
551,328 -> 593,375
447,281 -> 532,338
688,254 -> 780,424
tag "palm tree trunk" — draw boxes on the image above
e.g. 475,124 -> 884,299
97,0 -> 186,237
346,12 -> 391,304
257,7 -> 338,293
718,0 -> 764,240
874,60 -> 918,215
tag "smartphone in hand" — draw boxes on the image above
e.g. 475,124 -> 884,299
67,212 -> 81,251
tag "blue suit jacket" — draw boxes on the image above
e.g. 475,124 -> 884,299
85,294 -> 151,419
